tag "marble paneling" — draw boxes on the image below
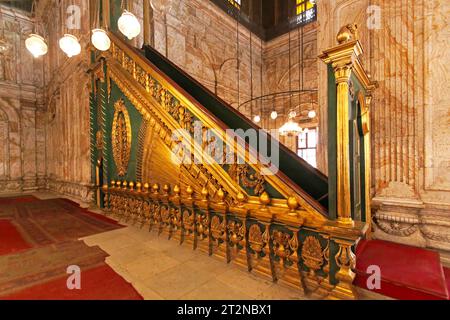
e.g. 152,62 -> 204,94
0,6 -> 44,193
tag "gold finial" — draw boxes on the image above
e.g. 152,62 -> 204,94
163,184 -> 170,195
259,191 -> 271,207
116,180 -> 121,187
173,184 -> 181,196
236,191 -> 246,205
287,196 -> 299,216
111,180 -> 115,188
143,183 -> 150,192
216,188 -> 225,203
152,183 -> 160,194
136,182 -> 142,192
186,185 -> 194,199
102,184 -> 108,190
129,181 -> 135,190
201,186 -> 209,201
122,181 -> 128,189
336,23 -> 359,44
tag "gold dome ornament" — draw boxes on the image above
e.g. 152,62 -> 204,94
287,196 -> 300,216
136,182 -> 142,192
143,183 -> 150,192
122,181 -> 128,189
129,181 -> 134,190
152,183 -> 160,194
236,191 -> 246,206
201,186 -> 209,201
216,188 -> 225,204
173,184 -> 181,196
336,24 -> 359,44
186,185 -> 194,199
110,180 -> 116,188
163,184 -> 170,195
259,191 -> 271,211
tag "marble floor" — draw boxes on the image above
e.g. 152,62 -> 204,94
1,191 -> 389,300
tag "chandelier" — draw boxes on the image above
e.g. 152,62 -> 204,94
118,10 -> 141,40
279,111 -> 304,137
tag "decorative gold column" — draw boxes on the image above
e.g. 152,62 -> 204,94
334,63 -> 353,225
320,25 -> 364,226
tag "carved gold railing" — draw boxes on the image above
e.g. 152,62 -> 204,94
103,180 -> 362,299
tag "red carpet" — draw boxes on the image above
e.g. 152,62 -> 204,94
2,264 -> 143,300
0,197 -> 122,248
0,196 -> 141,300
0,220 -> 31,255
355,239 -> 449,300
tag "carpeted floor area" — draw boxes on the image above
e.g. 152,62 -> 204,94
0,196 -> 143,300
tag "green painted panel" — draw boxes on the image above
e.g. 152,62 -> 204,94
327,64 -> 338,220
105,81 -> 144,183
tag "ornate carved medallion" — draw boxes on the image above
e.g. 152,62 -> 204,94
112,99 -> 132,176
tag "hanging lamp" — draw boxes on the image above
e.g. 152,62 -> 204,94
59,0 -> 81,57
59,34 -> 81,57
279,111 -> 303,137
118,0 -> 141,40
24,1 -> 48,58
91,29 -> 111,51
91,0 -> 110,51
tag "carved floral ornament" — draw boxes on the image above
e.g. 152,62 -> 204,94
301,236 -> 324,272
112,99 -> 132,176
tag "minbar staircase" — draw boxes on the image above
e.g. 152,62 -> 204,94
355,239 -> 450,300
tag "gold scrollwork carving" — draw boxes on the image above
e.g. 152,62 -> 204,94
228,164 -> 265,195
112,99 -> 132,176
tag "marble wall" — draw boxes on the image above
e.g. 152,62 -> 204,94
0,6 -> 46,193
39,0 -> 94,202
317,0 -> 450,257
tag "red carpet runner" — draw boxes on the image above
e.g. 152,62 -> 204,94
355,239 -> 450,300
2,264 -> 142,300
0,196 -> 142,300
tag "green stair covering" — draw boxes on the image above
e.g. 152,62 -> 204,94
141,44 -> 329,212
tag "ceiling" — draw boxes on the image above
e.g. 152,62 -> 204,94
0,0 -> 34,13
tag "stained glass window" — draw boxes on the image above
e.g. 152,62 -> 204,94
227,0 -> 241,10
295,0 -> 317,25
297,128 -> 317,168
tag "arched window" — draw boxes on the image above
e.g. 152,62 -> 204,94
295,0 -> 317,25
227,0 -> 241,10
